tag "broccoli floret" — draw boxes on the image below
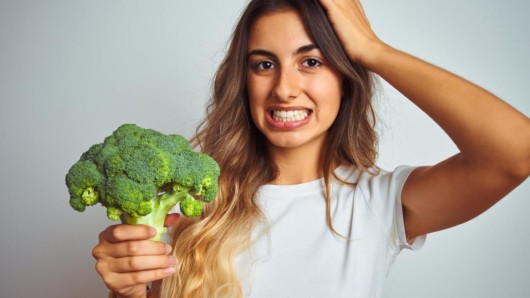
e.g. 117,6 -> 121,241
65,124 -> 220,241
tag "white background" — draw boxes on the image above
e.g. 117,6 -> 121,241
0,0 -> 528,297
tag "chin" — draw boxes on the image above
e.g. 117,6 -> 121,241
263,134 -> 300,148
265,132 -> 324,151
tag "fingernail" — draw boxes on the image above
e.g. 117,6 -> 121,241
165,266 -> 176,275
168,256 -> 177,266
149,227 -> 157,236
165,243 -> 172,254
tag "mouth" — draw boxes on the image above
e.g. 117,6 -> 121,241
269,108 -> 312,123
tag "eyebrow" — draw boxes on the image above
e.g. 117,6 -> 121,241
247,43 -> 319,59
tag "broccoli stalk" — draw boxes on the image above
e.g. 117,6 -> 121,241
120,190 -> 200,241
65,124 -> 220,241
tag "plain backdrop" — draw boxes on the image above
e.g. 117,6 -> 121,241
1,0 -> 528,297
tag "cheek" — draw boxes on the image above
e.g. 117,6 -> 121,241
247,78 -> 260,104
247,76 -> 270,116
309,76 -> 343,109
247,90 -> 263,127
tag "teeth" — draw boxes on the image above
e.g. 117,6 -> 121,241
272,109 -> 309,122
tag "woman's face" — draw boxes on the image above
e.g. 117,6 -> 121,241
246,9 -> 343,154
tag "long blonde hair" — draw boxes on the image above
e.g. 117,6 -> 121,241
161,0 -> 377,296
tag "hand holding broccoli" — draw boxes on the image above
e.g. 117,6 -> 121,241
93,223 -> 175,297
65,124 -> 220,240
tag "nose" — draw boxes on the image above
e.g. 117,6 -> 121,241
272,67 -> 301,101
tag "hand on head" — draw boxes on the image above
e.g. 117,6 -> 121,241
319,0 -> 384,64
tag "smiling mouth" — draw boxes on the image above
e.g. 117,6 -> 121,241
270,109 -> 311,122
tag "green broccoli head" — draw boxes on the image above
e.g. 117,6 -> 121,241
65,124 -> 220,240
66,161 -> 105,211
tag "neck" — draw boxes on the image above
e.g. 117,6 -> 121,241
267,140 -> 326,185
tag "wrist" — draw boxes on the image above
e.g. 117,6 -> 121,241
357,41 -> 392,71
108,285 -> 152,298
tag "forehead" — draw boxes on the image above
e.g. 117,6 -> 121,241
247,9 -> 314,50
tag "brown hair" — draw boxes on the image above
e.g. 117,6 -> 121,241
162,0 -> 377,296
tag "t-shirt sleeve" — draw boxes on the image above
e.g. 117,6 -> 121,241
359,165 -> 426,251
391,166 -> 426,250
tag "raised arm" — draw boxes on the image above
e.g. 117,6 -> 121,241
320,0 -> 530,240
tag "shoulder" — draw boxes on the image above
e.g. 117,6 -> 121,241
334,165 -> 415,187
333,165 -> 416,210
356,165 -> 415,193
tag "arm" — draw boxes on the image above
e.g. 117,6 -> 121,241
320,0 -> 530,239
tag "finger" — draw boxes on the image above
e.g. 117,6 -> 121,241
94,239 -> 171,259
104,268 -> 176,292
164,213 -> 181,227
319,0 -> 338,15
353,0 -> 370,25
319,0 -> 330,9
110,255 -> 176,273
101,224 -> 156,243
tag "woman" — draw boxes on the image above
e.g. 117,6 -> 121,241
92,0 -> 530,297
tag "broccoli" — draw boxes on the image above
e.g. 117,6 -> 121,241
65,124 -> 220,241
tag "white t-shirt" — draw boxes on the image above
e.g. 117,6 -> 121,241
235,165 -> 426,298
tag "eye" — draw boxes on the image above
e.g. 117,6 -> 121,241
253,60 -> 275,71
302,58 -> 321,68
